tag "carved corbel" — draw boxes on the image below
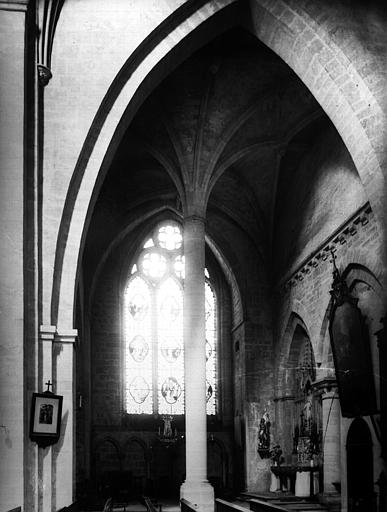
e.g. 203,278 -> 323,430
37,0 -> 65,86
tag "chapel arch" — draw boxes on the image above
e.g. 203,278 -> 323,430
207,437 -> 229,496
277,313 -> 311,397
275,314 -> 320,464
122,438 -> 148,496
53,0 -> 243,330
93,438 -> 122,496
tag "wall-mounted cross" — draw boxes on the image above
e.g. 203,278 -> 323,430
330,248 -> 339,274
45,380 -> 53,393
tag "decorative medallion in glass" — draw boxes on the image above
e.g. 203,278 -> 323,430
161,376 -> 182,404
158,278 -> 184,414
124,221 -> 217,416
160,336 -> 182,363
160,294 -> 180,323
129,376 -> 151,404
128,293 -> 148,321
124,276 -> 152,414
206,380 -> 213,402
129,335 -> 149,362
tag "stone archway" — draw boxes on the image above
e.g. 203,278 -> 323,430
94,437 -> 122,499
207,437 -> 228,496
52,0 -> 387,335
123,438 -> 148,497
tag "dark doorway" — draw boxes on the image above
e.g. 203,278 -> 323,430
346,418 -> 375,512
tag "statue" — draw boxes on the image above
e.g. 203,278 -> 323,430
257,411 -> 271,458
301,388 -> 313,436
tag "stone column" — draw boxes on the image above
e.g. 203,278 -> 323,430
321,381 -> 341,508
52,329 -> 77,510
180,215 -> 214,512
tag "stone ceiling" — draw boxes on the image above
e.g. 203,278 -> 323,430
83,28 -> 328,292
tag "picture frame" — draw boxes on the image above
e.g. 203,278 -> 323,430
30,391 -> 63,447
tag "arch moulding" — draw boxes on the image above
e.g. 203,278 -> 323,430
54,0 -> 387,335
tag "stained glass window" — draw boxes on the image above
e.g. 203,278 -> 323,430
158,278 -> 184,414
124,221 -> 217,415
124,276 -> 152,414
205,281 -> 217,415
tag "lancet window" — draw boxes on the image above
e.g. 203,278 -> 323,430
124,221 -> 217,416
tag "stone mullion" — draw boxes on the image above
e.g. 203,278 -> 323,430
152,281 -> 158,415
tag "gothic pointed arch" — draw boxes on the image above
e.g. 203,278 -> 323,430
52,0 -> 386,336
123,219 -> 218,416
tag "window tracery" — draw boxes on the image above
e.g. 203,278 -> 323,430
124,221 -> 217,416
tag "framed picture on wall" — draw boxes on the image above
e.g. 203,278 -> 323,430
30,392 -> 63,447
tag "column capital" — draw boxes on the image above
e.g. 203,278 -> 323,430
184,214 -> 206,225
314,378 -> 338,398
183,187 -> 207,219
54,329 -> 78,344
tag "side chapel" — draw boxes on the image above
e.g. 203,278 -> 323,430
0,1 -> 386,512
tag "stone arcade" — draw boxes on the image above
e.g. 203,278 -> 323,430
0,1 -> 386,512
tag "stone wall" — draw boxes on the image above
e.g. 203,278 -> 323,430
274,124 -> 366,277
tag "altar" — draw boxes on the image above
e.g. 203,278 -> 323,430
270,465 -> 320,497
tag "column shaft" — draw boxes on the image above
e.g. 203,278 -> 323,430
53,330 -> 77,510
39,325 -> 56,512
322,389 -> 341,493
180,216 -> 214,512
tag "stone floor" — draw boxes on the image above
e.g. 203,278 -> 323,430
88,498 -> 180,512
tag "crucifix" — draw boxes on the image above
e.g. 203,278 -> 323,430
330,248 -> 338,271
45,380 -> 53,393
